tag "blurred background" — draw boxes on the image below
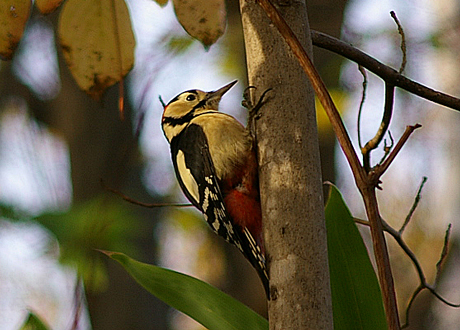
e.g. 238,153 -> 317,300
1,0 -> 460,329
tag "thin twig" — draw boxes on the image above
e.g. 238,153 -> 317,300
362,83 -> 395,172
390,11 -> 407,74
357,65 -> 367,150
436,224 -> 452,283
403,222 -> 458,328
399,177 -> 427,234
360,218 -> 460,327
380,131 -> 394,165
355,218 -> 460,329
402,285 -> 423,329
101,179 -> 192,208
310,30 -> 460,111
372,124 -> 422,180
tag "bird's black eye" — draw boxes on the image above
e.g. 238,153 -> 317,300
186,94 -> 196,101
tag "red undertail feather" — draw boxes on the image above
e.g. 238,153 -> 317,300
222,150 -> 263,250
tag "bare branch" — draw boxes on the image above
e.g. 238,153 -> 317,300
362,83 -> 395,172
399,177 -> 428,234
357,65 -> 368,150
380,131 -> 394,165
436,224 -> 452,283
390,11 -> 407,74
101,179 -> 192,208
402,285 -> 423,329
355,218 -> 460,328
310,30 -> 460,111
372,124 -> 422,180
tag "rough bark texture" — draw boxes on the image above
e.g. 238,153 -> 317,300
239,0 -> 333,329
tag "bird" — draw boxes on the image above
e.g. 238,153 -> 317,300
161,80 -> 269,297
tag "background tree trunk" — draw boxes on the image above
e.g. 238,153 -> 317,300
239,0 -> 333,329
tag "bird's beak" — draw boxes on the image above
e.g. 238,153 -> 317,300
206,80 -> 238,104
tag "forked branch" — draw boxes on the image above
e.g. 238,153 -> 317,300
255,0 -> 401,328
254,1 -> 460,328
310,30 -> 460,111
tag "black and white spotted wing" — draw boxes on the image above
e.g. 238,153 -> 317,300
170,123 -> 240,245
170,123 -> 269,294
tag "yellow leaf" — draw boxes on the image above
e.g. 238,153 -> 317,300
153,0 -> 168,7
35,0 -> 65,14
173,0 -> 226,48
0,0 -> 32,60
58,0 -> 135,100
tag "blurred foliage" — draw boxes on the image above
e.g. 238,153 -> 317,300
159,208 -> 227,285
36,196 -> 143,292
316,89 -> 348,136
0,196 -> 144,293
19,311 -> 51,330
166,35 -> 196,55
0,203 -> 24,221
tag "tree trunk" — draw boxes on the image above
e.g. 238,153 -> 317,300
239,0 -> 333,329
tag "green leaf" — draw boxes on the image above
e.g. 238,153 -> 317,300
325,184 -> 387,330
103,251 -> 268,330
20,312 -> 50,330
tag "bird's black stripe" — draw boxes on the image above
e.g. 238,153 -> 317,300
163,109 -> 222,127
163,109 -> 196,126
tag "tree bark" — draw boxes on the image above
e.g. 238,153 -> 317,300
239,0 -> 333,329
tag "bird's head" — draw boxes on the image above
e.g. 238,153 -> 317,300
162,80 -> 237,120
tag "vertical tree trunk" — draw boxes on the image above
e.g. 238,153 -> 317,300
239,0 -> 333,329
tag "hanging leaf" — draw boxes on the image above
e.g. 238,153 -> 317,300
172,0 -> 226,49
325,184 -> 387,330
35,0 -> 65,14
58,0 -> 135,100
152,0 -> 168,7
103,251 -> 268,330
0,0 -> 32,60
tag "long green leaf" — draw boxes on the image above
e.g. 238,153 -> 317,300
325,184 -> 387,329
20,312 -> 50,330
103,251 -> 268,330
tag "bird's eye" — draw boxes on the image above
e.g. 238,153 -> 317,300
186,94 -> 196,101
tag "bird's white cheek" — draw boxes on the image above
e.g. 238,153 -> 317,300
176,150 -> 199,203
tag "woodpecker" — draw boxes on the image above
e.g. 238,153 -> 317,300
161,81 -> 269,297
